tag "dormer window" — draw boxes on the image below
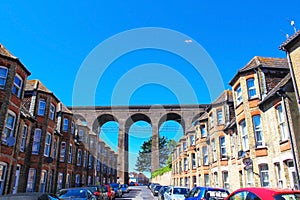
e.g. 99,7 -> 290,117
247,78 -> 257,99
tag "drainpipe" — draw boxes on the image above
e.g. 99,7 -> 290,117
277,88 -> 300,189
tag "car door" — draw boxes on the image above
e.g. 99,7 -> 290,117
185,187 -> 201,200
164,187 -> 172,200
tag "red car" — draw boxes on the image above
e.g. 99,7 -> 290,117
103,184 -> 116,200
225,187 -> 300,200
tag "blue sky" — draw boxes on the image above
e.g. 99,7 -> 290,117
1,0 -> 300,177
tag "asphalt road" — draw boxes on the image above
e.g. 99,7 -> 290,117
117,185 -> 158,200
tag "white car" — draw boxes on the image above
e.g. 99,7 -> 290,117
164,186 -> 189,200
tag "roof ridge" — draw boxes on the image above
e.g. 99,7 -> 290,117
0,43 -> 17,59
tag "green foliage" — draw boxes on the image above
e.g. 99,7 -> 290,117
135,137 -> 177,173
151,165 -> 172,178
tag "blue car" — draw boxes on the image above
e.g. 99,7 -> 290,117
184,186 -> 229,200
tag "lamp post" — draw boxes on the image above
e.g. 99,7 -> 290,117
277,88 -> 300,189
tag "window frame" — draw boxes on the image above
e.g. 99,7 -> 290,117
259,164 -> 270,187
20,125 -> 28,152
12,74 -> 23,97
37,99 -> 46,116
247,78 -> 257,99
68,144 -> 73,164
77,149 -> 82,166
49,103 -> 55,120
3,111 -> 16,143
202,146 -> 208,165
252,115 -> 264,147
217,109 -> 223,125
0,66 -> 8,89
26,168 -> 36,192
276,104 -> 288,141
240,120 -> 249,151
235,84 -> 242,105
220,136 -> 227,159
32,129 -> 42,154
59,142 -> 66,162
63,118 -> 69,132
44,132 -> 52,157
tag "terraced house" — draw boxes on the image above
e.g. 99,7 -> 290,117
0,44 -> 117,196
172,56 -> 300,191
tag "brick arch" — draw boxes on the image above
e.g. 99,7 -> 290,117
158,112 -> 185,132
69,104 -> 208,184
124,113 -> 152,133
92,113 -> 119,133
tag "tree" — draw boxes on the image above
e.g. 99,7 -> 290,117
134,136 -> 176,173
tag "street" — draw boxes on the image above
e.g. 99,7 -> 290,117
117,186 -> 158,200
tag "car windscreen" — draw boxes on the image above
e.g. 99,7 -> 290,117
274,193 -> 300,200
173,188 -> 189,195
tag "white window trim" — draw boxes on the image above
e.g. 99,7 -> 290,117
240,120 -> 249,151
12,74 -> 23,97
32,129 -> 42,154
68,144 -> 73,163
0,66 -> 8,89
63,118 -> 69,131
60,142 -> 66,162
44,132 -> 52,156
252,115 -> 264,147
220,136 -> 226,158
38,99 -> 46,116
20,125 -> 28,152
49,103 -> 55,120
236,85 -> 242,105
3,110 -> 16,143
247,78 -> 257,99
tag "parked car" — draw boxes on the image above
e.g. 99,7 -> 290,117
185,186 -> 230,200
120,184 -> 129,193
0,192 -> 59,200
85,185 -> 109,200
225,187 -> 300,200
158,186 -> 170,200
103,184 -> 116,200
56,188 -> 97,200
164,186 -> 189,200
110,183 -> 122,198
153,185 -> 163,196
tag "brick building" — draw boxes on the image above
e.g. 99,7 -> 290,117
172,56 -> 300,191
0,44 -> 117,195
0,44 -> 31,194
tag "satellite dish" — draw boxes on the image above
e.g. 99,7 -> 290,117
6,136 -> 16,147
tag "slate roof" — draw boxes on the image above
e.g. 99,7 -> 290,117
229,56 -> 288,85
0,43 -> 17,59
25,80 -> 52,93
25,79 -> 60,101
212,90 -> 233,105
0,43 -> 31,75
280,30 -> 300,51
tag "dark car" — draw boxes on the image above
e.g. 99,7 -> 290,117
184,186 -> 229,200
56,187 -> 97,200
110,183 -> 122,198
158,186 -> 170,200
0,192 -> 59,200
225,187 -> 300,200
85,185 -> 109,200
153,185 -> 163,196
119,184 -> 129,193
